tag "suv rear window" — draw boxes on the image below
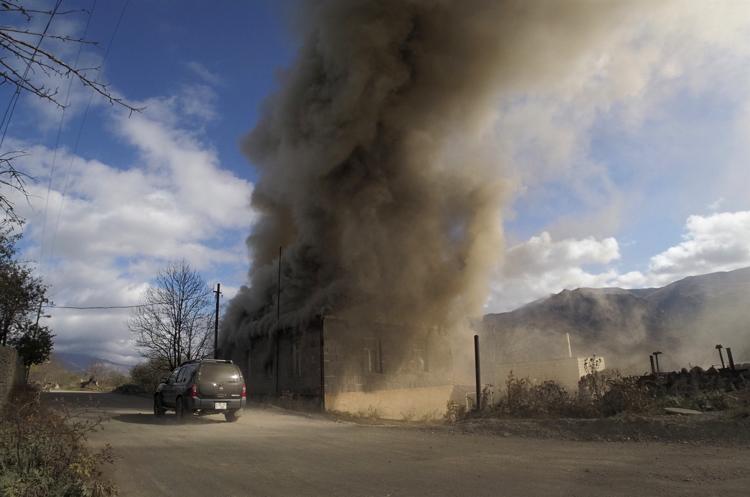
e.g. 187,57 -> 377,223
198,363 -> 242,383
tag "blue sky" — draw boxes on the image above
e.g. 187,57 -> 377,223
2,1 -> 750,363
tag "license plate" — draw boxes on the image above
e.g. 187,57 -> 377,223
214,402 -> 227,410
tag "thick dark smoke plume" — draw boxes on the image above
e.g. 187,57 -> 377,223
221,0 -> 639,354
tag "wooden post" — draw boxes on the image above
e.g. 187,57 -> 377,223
474,334 -> 481,411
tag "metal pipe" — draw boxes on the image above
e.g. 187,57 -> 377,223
716,344 -> 726,369
726,347 -> 736,371
474,334 -> 481,411
649,355 -> 656,375
653,351 -> 662,373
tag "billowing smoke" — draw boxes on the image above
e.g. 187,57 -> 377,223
221,0 -> 642,356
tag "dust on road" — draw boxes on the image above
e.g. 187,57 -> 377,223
44,392 -> 750,497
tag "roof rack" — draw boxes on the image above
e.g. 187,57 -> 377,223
178,358 -> 233,366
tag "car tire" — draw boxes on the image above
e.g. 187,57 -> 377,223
153,395 -> 166,417
224,410 -> 240,423
175,396 -> 186,423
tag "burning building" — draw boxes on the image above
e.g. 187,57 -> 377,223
224,316 -> 467,419
220,0 -> 644,418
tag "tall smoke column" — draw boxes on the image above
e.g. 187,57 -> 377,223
221,0 -> 641,355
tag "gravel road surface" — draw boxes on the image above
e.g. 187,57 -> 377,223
43,391 -> 750,497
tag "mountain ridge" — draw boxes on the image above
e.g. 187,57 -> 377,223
482,267 -> 750,372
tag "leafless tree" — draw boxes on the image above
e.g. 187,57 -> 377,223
129,261 -> 214,370
0,1 -> 142,221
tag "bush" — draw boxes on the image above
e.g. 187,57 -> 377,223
598,375 -> 653,416
0,386 -> 116,497
495,373 -> 584,417
130,358 -> 171,394
470,367 -> 750,421
485,370 -> 655,419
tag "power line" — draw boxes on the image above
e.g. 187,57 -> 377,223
45,303 -> 148,310
47,0 -> 130,269
39,0 -> 98,269
0,0 -> 65,149
43,292 -> 214,311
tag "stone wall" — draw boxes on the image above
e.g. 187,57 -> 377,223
0,345 -> 23,408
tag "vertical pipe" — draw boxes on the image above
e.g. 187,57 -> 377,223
649,355 -> 656,375
474,334 -> 481,411
653,352 -> 661,373
726,347 -> 736,371
566,333 -> 573,359
717,348 -> 726,369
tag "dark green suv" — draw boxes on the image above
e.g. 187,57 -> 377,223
154,359 -> 246,422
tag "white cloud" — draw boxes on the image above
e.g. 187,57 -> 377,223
485,3 -> 750,312
488,232 -> 639,312
648,211 -> 750,283
504,232 -> 619,278
489,211 -> 750,313
178,84 -> 219,122
185,61 -> 223,86
4,92 -> 255,365
495,1 -> 750,236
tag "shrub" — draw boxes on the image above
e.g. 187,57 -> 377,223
0,386 -> 116,497
497,373 -> 580,417
598,375 -> 653,416
445,400 -> 466,423
130,358 -> 171,394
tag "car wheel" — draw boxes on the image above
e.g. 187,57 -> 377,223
153,395 -> 166,416
224,410 -> 240,423
175,397 -> 186,423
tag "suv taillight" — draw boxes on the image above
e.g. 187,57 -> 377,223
241,384 -> 247,399
191,384 -> 198,398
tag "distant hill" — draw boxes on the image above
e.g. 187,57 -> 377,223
54,352 -> 132,375
481,267 -> 750,372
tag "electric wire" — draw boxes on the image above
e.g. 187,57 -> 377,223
47,0 -> 130,268
38,0 -> 97,270
0,0 -> 64,149
44,293 -> 212,310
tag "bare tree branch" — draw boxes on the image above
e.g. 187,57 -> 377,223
129,261 -> 214,370
0,3 -> 143,221
0,151 -> 30,223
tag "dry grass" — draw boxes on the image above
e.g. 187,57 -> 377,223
0,386 -> 116,497
475,369 -> 750,420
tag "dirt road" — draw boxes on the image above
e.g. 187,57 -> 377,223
44,391 -> 750,497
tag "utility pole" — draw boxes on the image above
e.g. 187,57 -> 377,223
213,283 -> 222,359
277,246 -> 282,325
33,298 -> 48,339
34,299 -> 44,328
474,334 -> 481,411
275,246 -> 282,396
